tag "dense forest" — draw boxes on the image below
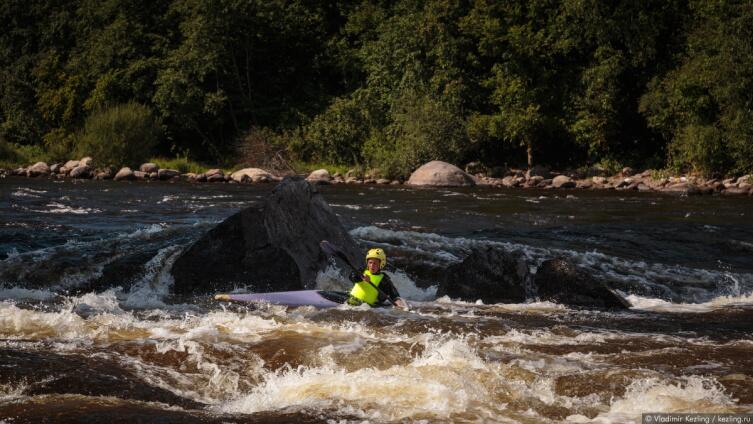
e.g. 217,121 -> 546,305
1,0 -> 751,178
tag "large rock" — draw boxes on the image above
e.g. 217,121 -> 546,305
69,165 -> 92,179
79,157 -> 93,167
552,175 -> 576,188
306,169 -> 331,183
171,177 -> 361,294
114,167 -> 135,181
406,161 -> 475,187
436,246 -> 529,303
436,248 -> 630,309
205,169 -> 225,182
63,160 -> 80,170
535,258 -> 631,309
230,167 -> 275,183
157,169 -> 180,180
140,163 -> 159,173
27,162 -> 50,177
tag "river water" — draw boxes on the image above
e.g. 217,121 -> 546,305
1,178 -> 752,423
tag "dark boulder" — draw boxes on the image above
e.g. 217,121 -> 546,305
535,258 -> 631,309
171,177 -> 361,294
436,246 -> 530,303
436,248 -> 631,309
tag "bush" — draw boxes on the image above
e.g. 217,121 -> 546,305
301,96 -> 370,165
363,93 -> 466,178
76,102 -> 159,167
0,138 -> 49,168
668,124 -> 727,177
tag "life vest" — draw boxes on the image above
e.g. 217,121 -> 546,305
349,269 -> 384,306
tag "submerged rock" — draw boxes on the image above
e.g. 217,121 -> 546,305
437,246 -> 529,303
437,248 -> 630,309
171,177 -> 361,294
535,258 -> 631,309
406,161 -> 475,187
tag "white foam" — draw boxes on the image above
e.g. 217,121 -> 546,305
0,286 -> 57,301
220,336 -> 502,421
34,202 -> 102,214
575,376 -> 738,423
627,292 -> 753,313
122,245 -> 183,309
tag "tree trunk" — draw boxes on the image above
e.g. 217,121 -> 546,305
526,142 -> 533,168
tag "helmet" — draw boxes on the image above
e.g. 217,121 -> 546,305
366,248 -> 386,269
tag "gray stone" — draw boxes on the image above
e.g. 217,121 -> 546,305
69,165 -> 92,179
662,183 -> 700,195
407,161 -> 475,187
133,171 -> 147,179
376,178 -> 391,184
140,163 -> 159,173
148,172 -> 158,180
552,175 -> 576,188
171,178 -> 361,294
535,258 -> 631,309
114,167 -> 135,181
49,163 -> 61,174
437,246 -> 528,304
157,169 -> 180,180
63,160 -> 80,169
306,168 -> 331,183
27,162 -> 50,177
230,168 -> 274,183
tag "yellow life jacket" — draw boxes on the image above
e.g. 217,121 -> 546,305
349,269 -> 384,306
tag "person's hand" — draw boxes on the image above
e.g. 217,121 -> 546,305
349,270 -> 361,283
361,274 -> 371,284
394,298 -> 408,309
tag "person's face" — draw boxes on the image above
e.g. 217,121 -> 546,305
367,258 -> 381,273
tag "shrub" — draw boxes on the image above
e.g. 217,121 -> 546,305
76,102 -> 159,167
668,124 -> 727,177
363,93 -> 466,178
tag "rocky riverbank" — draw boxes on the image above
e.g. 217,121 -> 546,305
2,158 -> 751,196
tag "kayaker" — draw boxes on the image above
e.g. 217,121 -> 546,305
348,248 -> 407,308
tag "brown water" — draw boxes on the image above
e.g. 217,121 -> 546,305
1,178 -> 752,423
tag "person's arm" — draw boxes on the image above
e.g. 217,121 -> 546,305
377,274 -> 407,307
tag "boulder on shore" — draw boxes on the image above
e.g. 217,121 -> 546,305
114,167 -> 135,181
230,167 -> 275,183
27,162 -> 50,177
406,161 -> 475,187
552,175 -> 576,188
306,169 -> 331,184
140,163 -> 159,173
69,165 -> 92,179
171,177 -> 361,294
157,169 -> 180,180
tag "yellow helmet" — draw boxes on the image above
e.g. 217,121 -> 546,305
366,248 -> 386,269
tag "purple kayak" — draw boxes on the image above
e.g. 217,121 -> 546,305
214,290 -> 350,308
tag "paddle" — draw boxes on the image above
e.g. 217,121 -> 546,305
320,240 -> 402,308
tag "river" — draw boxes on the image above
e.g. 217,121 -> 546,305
1,177 -> 752,423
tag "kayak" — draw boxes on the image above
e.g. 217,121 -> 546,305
214,290 -> 351,308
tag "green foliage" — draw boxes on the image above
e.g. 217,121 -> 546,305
149,156 -> 208,174
76,102 -> 158,167
363,91 -> 467,178
0,0 -> 750,176
301,96 -> 370,165
0,138 -> 50,168
640,0 -> 753,176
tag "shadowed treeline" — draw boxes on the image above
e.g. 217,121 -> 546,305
1,0 -> 752,177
